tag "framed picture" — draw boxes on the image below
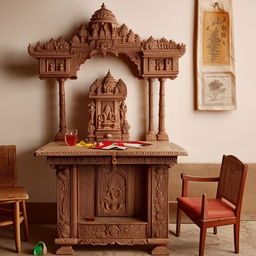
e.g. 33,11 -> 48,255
197,0 -> 236,110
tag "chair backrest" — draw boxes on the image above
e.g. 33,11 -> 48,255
217,155 -> 247,212
0,145 -> 16,187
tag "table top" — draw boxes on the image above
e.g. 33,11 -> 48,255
35,141 -> 188,157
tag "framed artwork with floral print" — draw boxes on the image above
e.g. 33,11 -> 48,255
197,0 -> 236,110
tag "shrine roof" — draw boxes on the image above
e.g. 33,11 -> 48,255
90,3 -> 118,25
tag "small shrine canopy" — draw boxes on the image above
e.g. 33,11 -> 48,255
28,3 -> 186,141
87,70 -> 130,142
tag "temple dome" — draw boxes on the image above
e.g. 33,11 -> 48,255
103,70 -> 116,87
90,3 -> 118,25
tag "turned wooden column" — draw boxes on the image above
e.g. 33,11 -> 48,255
55,78 -> 67,141
146,78 -> 157,141
157,78 -> 169,141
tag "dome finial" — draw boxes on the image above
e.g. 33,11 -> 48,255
90,3 -> 118,25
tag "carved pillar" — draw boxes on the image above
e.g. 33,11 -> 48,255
56,167 -> 71,238
55,166 -> 74,255
55,78 -> 67,141
146,78 -> 157,141
157,78 -> 169,141
71,165 -> 78,238
151,166 -> 169,238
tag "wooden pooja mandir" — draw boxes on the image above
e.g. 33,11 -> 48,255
31,3 -> 187,255
28,3 -> 185,142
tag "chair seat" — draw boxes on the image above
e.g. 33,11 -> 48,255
0,187 -> 29,201
177,197 -> 235,220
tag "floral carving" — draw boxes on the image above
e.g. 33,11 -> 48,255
57,168 -> 70,238
30,37 -> 70,52
78,224 -> 147,239
152,167 -> 168,238
126,52 -> 142,74
79,238 -> 147,245
142,36 -> 185,52
87,101 -> 96,137
97,166 -> 128,216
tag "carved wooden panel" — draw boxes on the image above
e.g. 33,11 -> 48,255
78,224 -> 147,239
56,167 -> 71,238
77,164 -> 147,222
78,238 -> 148,246
77,165 -> 95,221
96,165 -> 129,216
150,166 -> 169,238
39,57 -> 71,77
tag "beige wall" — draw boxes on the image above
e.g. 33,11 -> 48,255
0,0 -> 255,205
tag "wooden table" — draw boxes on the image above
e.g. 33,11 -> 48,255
35,141 -> 187,255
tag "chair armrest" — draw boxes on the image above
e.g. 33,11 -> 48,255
181,174 -> 219,197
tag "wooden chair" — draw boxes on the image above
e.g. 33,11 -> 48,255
0,145 -> 29,253
176,155 -> 248,256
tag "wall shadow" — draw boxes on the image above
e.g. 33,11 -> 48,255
0,51 -> 38,79
69,88 -> 89,141
0,50 -> 58,200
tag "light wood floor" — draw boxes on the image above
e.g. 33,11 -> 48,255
0,222 -> 255,255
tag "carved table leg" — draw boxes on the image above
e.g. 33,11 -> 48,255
151,245 -> 170,255
149,165 -> 170,255
56,167 -> 72,255
56,246 -> 74,255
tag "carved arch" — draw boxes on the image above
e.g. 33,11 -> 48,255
28,3 -> 185,80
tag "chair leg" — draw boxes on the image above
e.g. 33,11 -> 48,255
14,201 -> 21,253
213,227 -> 217,234
21,200 -> 29,241
234,222 -> 240,253
199,225 -> 207,256
176,204 -> 182,237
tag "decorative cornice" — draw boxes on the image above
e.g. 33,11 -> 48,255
28,3 -> 185,79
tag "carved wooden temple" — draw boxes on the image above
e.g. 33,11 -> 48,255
31,3 -> 187,256
87,71 -> 130,142
28,3 -> 185,142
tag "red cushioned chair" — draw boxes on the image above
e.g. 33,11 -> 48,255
176,155 -> 248,256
